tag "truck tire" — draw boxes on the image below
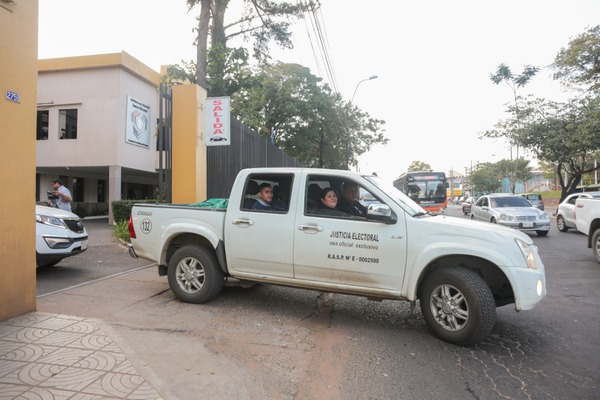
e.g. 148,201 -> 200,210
592,228 -> 600,264
421,267 -> 496,346
167,245 -> 225,304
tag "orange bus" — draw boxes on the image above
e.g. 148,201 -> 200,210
393,171 -> 448,213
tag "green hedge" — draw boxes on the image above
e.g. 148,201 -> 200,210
111,199 -> 158,223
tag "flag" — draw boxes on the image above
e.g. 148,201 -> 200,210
270,127 -> 275,144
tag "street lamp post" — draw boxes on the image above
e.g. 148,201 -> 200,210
346,75 -> 378,169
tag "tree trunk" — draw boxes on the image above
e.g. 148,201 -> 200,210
211,0 -> 229,45
195,0 -> 211,89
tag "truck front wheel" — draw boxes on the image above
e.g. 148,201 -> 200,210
592,228 -> 600,264
167,245 -> 224,304
421,267 -> 496,345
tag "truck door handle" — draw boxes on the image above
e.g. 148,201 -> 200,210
232,219 -> 254,226
298,224 -> 323,233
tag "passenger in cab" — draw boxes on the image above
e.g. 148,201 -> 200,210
337,182 -> 367,217
317,187 -> 350,217
252,183 -> 281,210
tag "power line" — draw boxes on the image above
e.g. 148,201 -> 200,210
297,0 -> 338,93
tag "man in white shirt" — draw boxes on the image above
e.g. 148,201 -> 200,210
49,179 -> 72,212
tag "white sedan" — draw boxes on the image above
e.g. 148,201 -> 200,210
470,194 -> 550,236
556,191 -> 600,232
36,205 -> 88,268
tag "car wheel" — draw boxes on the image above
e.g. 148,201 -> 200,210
420,267 -> 496,345
490,217 -> 497,224
536,230 -> 549,237
470,214 -> 475,220
592,228 -> 600,264
167,245 -> 225,304
556,215 -> 569,232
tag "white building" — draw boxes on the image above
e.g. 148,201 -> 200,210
36,52 -> 161,220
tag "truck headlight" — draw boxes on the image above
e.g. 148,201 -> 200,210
515,238 -> 539,269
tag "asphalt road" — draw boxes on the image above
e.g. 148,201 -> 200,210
36,218 -> 152,297
35,207 -> 600,399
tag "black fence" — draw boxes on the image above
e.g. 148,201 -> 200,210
206,118 -> 303,198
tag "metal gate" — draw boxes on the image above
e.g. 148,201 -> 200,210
206,118 -> 304,198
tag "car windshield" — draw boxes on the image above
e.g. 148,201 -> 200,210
491,196 -> 532,208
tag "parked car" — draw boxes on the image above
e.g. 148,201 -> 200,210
519,193 -> 544,210
556,191 -> 600,232
470,194 -> 550,236
36,204 -> 88,268
461,197 -> 475,215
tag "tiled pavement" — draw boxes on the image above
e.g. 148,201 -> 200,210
0,312 -> 162,400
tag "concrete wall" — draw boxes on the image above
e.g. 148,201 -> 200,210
0,0 -> 39,319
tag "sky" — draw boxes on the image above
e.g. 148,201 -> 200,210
38,0 -> 600,184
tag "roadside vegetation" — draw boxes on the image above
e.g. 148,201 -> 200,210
113,220 -> 130,244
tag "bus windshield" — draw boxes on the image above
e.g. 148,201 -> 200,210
393,171 -> 448,213
365,176 -> 426,216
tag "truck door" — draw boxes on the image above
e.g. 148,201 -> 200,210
293,172 -> 408,294
224,172 -> 296,278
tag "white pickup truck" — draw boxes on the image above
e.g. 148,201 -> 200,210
128,168 -> 546,345
575,196 -> 600,263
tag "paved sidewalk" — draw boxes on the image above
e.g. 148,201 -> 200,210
0,218 -> 166,400
0,312 -> 162,399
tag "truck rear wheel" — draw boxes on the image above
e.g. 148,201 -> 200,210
167,245 -> 224,304
592,228 -> 600,264
421,267 -> 496,345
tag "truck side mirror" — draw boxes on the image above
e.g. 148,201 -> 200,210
367,204 -> 397,224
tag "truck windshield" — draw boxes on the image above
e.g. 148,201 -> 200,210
365,176 -> 428,217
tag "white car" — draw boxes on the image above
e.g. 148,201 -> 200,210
36,205 -> 88,268
556,191 -> 600,232
470,194 -> 550,236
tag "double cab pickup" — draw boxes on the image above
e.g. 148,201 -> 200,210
128,168 -> 546,345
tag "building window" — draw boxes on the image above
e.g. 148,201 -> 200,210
59,109 -> 78,139
37,110 -> 49,140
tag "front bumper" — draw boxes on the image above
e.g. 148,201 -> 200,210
498,221 -> 550,232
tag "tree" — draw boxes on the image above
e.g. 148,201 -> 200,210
489,63 -> 539,193
231,62 -> 387,168
186,0 -> 304,89
469,163 -> 501,195
406,161 -> 432,172
494,158 -> 533,189
552,25 -> 600,92
516,95 -> 600,201
173,1 -> 387,169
